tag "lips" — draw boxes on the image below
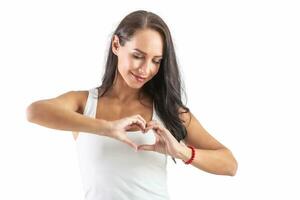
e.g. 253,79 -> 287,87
131,72 -> 146,82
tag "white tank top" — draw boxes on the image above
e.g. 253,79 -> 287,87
75,87 -> 170,200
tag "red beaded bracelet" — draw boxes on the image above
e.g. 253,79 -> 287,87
184,145 -> 195,165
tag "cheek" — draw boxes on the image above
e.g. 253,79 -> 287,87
122,55 -> 139,70
128,57 -> 141,69
117,55 -> 132,72
150,66 -> 160,77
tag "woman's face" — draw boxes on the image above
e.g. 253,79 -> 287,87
112,28 -> 164,89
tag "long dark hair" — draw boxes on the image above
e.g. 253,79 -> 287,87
96,10 -> 190,163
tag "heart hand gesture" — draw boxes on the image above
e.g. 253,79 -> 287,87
137,120 -> 186,159
106,114 -> 146,150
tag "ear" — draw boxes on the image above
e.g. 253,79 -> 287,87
112,35 -> 120,56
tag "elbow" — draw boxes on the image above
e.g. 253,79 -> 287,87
224,148 -> 238,176
228,159 -> 238,176
26,102 -> 38,122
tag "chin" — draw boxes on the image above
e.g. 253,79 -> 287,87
128,82 -> 144,89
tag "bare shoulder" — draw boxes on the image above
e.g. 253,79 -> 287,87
51,90 -> 89,114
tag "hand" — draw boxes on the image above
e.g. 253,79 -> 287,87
106,115 -> 146,150
137,120 -> 187,158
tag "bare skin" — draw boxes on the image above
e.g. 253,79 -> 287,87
27,28 -> 238,176
73,28 -> 163,141
72,93 -> 154,140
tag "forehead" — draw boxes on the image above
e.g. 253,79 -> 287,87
125,29 -> 163,56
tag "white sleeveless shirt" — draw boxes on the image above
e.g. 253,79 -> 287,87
75,87 -> 170,200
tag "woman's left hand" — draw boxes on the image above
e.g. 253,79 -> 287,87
137,120 -> 186,158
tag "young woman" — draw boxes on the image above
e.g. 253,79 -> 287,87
26,10 -> 238,200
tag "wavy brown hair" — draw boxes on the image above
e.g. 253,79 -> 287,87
96,10 -> 190,163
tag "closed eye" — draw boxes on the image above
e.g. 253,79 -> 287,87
154,60 -> 161,64
133,55 -> 143,59
132,55 -> 161,65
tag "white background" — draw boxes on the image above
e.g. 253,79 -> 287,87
1,0 -> 299,199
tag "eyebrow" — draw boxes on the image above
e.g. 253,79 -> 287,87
133,48 -> 163,58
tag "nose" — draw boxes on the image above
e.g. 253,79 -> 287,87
138,60 -> 152,75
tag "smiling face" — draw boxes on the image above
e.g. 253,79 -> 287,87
112,28 -> 164,89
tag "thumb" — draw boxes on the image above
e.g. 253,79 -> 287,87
137,144 -> 154,151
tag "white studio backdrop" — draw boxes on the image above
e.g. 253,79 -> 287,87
0,0 -> 299,199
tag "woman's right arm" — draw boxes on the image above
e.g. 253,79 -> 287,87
26,90 -> 147,149
26,90 -> 110,136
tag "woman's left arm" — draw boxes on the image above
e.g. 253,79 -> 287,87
138,109 -> 238,176
178,110 -> 238,176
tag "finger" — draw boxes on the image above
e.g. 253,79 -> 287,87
144,125 -> 155,133
146,120 -> 163,130
136,115 -> 147,133
135,119 -> 146,131
146,120 -> 156,127
144,124 -> 156,132
137,144 -> 155,151
154,131 -> 162,143
147,125 -> 168,141
136,118 -> 146,129
135,114 -> 146,126
149,123 -> 172,139
129,118 -> 146,131
146,124 -> 164,133
129,115 -> 146,128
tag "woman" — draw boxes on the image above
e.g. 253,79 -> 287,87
26,10 -> 238,200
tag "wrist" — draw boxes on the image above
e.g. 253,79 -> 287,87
178,145 -> 192,162
96,119 -> 111,136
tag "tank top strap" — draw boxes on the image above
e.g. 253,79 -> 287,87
83,87 -> 98,118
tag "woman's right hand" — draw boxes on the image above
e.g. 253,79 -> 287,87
105,115 -> 147,150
